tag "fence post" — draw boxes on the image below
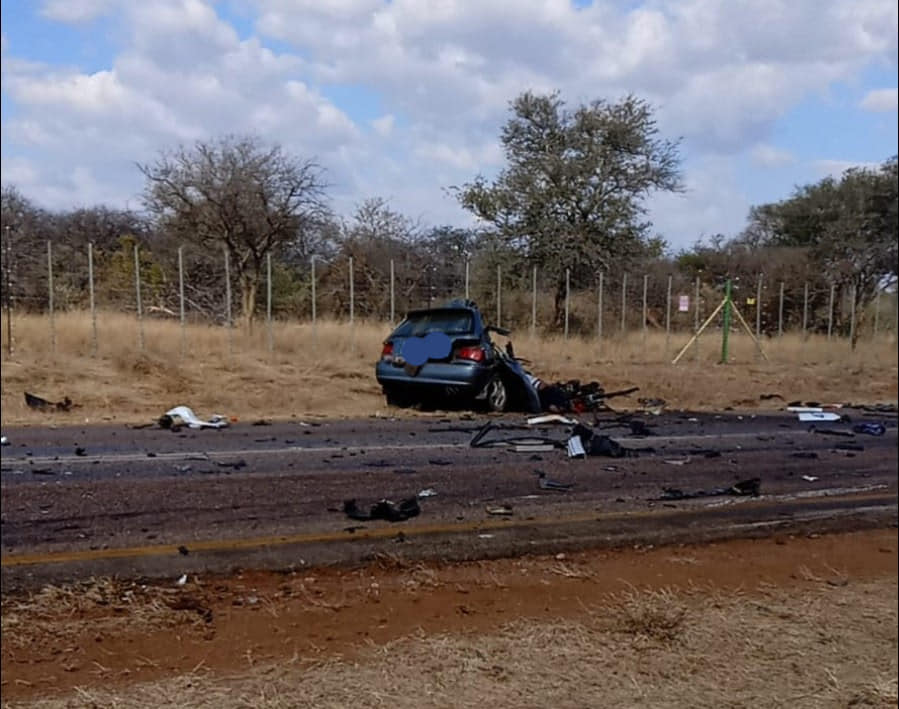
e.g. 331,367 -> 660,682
802,282 -> 808,342
778,281 -> 784,337
564,268 -> 570,339
665,274 -> 672,355
266,252 -> 273,354
873,288 -> 880,338
310,256 -> 317,330
827,283 -> 835,340
178,246 -> 185,358
597,271 -> 604,345
531,265 -> 537,338
223,249 -> 233,355
464,259 -> 470,301
88,242 -> 98,356
694,276 -> 700,362
389,258 -> 395,324
620,273 -> 627,334
496,264 -> 501,327
642,274 -> 648,342
849,283 -> 857,350
755,274 -> 762,339
47,241 -> 55,354
134,244 -> 145,352
3,227 -> 11,359
349,256 -> 355,325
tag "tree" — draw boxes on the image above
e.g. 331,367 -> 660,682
740,156 -> 898,343
453,92 -> 682,326
139,135 -> 330,329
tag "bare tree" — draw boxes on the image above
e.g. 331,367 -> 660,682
139,135 -> 330,329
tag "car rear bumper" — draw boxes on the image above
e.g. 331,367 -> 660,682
375,360 -> 492,392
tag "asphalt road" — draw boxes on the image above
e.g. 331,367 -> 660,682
2,408 -> 896,589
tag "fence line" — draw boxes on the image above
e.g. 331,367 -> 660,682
2,239 -> 896,363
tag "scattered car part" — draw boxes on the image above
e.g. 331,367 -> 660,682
160,406 -> 229,429
25,392 -> 74,411
343,497 -> 421,522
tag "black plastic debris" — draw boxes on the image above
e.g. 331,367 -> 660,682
536,471 -> 574,491
810,428 -> 854,437
834,442 -> 865,452
470,422 -> 563,450
852,422 -> 886,436
571,423 -> 636,458
178,545 -> 190,556
343,497 -> 421,522
790,451 -> 819,459
658,477 -> 761,500
25,392 -> 74,412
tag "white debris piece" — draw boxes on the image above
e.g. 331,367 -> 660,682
0,435 -> 9,446
527,414 -> 577,425
566,435 -> 586,458
417,488 -> 438,498
801,475 -> 819,482
166,406 -> 229,429
787,406 -> 823,413
176,574 -> 188,586
798,412 -> 841,422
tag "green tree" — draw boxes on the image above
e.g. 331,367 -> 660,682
453,91 -> 682,326
139,135 -> 330,330
741,156 -> 898,344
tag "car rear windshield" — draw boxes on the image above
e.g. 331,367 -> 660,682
391,309 -> 475,337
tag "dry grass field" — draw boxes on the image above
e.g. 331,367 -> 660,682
2,531 -> 897,709
1,310 -> 896,425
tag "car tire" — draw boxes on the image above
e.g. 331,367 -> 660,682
485,375 -> 509,412
385,388 -> 413,408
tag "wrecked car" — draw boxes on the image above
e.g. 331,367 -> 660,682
375,299 -> 541,413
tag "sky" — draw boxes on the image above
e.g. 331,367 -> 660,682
1,0 -> 897,251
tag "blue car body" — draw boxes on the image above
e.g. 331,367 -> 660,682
375,300 -> 541,412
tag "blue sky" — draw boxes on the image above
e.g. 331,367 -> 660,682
2,0 -> 897,250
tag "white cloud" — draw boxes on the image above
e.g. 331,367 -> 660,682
860,88 -> 899,112
2,0 -> 897,247
40,0 -> 116,23
813,159 -> 882,179
750,144 -> 797,167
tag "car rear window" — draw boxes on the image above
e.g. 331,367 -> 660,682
391,310 -> 474,337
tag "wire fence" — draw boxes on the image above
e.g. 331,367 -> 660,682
1,241 -> 897,362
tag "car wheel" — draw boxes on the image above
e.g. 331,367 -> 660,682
385,388 -> 412,408
485,375 -> 509,412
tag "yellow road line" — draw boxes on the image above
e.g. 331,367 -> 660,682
2,491 -> 894,568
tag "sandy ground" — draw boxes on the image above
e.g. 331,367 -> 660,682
2,529 -> 897,707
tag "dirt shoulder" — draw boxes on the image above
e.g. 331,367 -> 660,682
3,528 -> 897,706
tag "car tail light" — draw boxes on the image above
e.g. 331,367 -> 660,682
456,345 -> 485,362
381,342 -> 394,360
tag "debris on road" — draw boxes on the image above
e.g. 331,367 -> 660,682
1,435 -> 9,446
25,392 -> 74,412
566,435 -> 586,458
537,471 -> 574,491
343,497 -> 421,522
417,488 -> 438,498
657,477 -> 761,501
663,457 -> 691,466
798,412 -> 841,422
159,406 -> 230,430
176,574 -> 188,586
801,475 -> 819,482
853,422 -> 886,436
486,504 -> 514,515
527,414 -> 578,425
810,428 -> 855,437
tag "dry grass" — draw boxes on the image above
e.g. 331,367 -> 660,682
8,579 -> 896,709
0,578 -> 203,649
1,310 -> 896,425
